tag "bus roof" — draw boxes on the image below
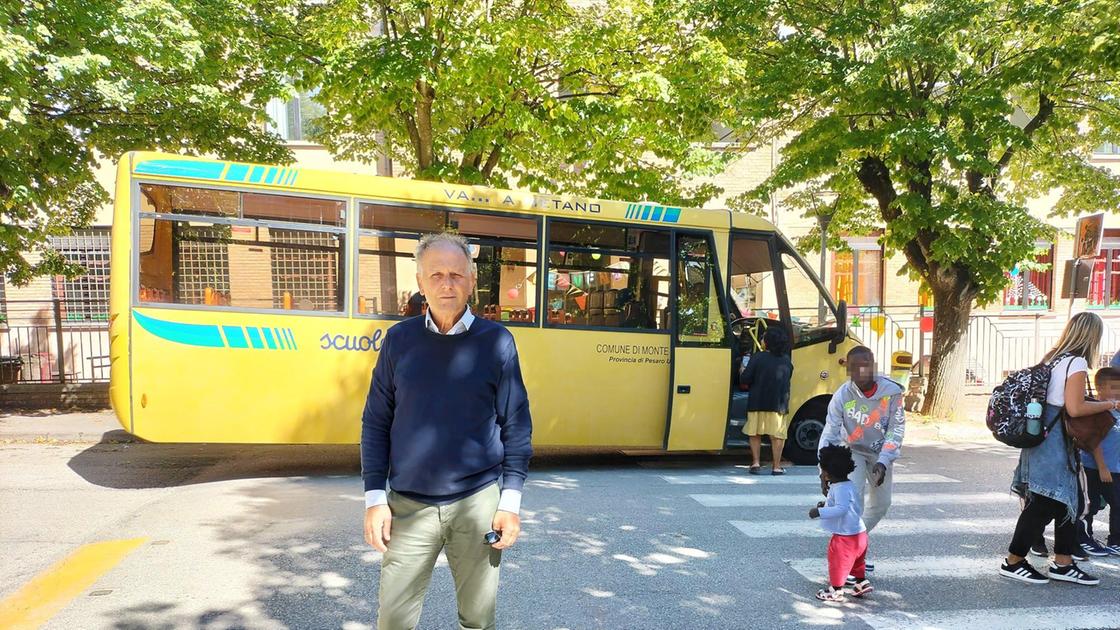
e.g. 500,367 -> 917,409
126,151 -> 778,233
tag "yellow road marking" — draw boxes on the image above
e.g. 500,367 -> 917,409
0,538 -> 148,629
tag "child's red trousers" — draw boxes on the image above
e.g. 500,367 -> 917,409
827,531 -> 868,588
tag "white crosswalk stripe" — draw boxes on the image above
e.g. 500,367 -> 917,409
730,517 -> 1016,538
785,555 -> 1120,582
667,460 -> 1116,627
691,491 -> 1012,507
660,472 -> 959,485
858,605 -> 1120,630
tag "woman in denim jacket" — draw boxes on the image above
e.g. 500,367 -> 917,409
1000,312 -> 1119,586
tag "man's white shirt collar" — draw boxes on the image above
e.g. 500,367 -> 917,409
424,305 -> 474,335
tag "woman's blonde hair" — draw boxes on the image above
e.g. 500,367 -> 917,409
1042,311 -> 1104,364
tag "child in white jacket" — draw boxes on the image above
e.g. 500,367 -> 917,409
810,443 -> 873,603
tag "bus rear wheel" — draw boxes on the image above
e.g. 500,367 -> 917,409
784,401 -> 827,465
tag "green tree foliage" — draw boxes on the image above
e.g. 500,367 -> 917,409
266,0 -> 736,204
1,0 -> 293,285
707,0 -> 1120,416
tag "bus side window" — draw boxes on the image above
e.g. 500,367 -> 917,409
452,213 -> 539,323
545,220 -> 670,331
356,202 -> 540,322
136,184 -> 346,312
676,234 -> 726,345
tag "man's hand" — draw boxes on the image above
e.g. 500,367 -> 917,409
871,463 -> 887,487
364,505 -> 392,552
490,510 -> 521,550
809,507 -> 820,519
1101,468 -> 1114,484
817,500 -> 826,508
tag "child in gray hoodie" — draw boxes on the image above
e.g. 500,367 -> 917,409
818,346 -> 906,540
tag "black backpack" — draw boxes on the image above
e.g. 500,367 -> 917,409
986,353 -> 1073,448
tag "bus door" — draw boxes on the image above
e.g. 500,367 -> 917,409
665,231 -> 732,450
726,231 -> 850,463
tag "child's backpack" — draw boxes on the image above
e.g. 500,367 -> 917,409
986,353 -> 1072,448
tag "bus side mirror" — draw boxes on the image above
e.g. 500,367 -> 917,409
829,300 -> 848,354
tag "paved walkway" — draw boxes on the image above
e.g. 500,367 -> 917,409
0,408 -> 994,446
0,411 -> 129,444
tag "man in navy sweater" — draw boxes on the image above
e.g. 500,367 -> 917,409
361,232 -> 533,630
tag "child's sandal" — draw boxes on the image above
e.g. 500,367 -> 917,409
851,579 -> 874,598
816,587 -> 846,603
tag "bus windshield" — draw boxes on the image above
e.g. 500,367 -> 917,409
780,246 -> 839,347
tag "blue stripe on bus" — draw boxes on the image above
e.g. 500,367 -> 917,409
275,168 -> 287,185
223,326 -> 248,348
134,160 -> 226,181
641,205 -> 651,221
249,166 -> 264,183
651,206 -> 664,221
133,311 -> 225,348
262,328 -> 277,349
247,327 -> 264,349
271,327 -> 285,349
225,164 -> 249,182
264,167 -> 278,184
286,329 -> 298,350
663,207 -> 681,223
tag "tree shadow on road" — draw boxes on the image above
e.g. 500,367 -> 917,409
78,452 -> 781,629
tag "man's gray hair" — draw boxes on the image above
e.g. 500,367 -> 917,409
415,232 -> 475,275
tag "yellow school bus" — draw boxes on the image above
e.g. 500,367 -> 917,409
109,152 -> 857,463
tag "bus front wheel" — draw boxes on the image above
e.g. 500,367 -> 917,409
784,401 -> 827,465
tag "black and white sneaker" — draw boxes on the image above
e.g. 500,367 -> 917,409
865,562 -> 874,573
1079,538 -> 1111,557
1072,549 -> 1089,562
1000,559 -> 1049,584
1104,543 -> 1120,557
1048,562 -> 1100,585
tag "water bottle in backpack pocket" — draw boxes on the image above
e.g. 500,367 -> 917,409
986,354 -> 1072,448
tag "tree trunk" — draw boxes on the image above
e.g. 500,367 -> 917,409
920,284 -> 975,419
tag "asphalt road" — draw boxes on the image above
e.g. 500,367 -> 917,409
1,431 -> 1118,629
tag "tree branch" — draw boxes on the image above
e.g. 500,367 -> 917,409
856,155 -> 899,219
994,91 -> 1053,173
481,142 -> 504,177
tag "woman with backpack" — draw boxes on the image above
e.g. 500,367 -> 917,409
1001,312 -> 1118,586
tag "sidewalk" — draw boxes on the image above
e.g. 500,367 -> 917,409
905,392 -> 993,444
0,410 -> 131,444
907,419 -> 992,444
0,409 -> 995,447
